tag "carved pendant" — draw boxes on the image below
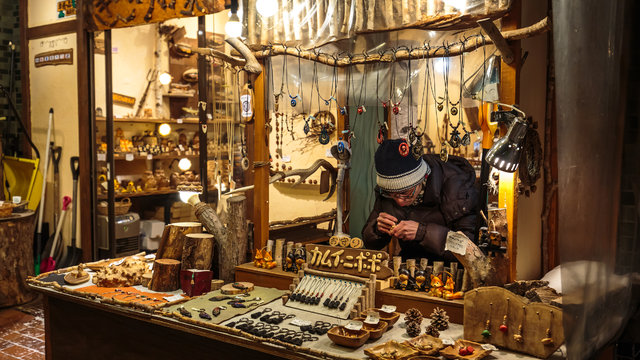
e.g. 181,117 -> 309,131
319,126 -> 330,144
440,141 -> 449,162
437,103 -> 444,112
340,106 -> 347,115
393,105 -> 400,115
450,106 -> 458,116
449,129 -> 461,148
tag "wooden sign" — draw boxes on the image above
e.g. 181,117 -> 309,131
464,287 -> 564,359
305,245 -> 393,279
34,49 -> 73,67
57,0 -> 77,18
113,93 -> 136,107
85,0 -> 226,31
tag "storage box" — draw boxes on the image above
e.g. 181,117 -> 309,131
180,269 -> 213,297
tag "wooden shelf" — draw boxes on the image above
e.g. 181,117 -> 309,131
97,153 -> 199,162
97,189 -> 179,200
96,116 -> 199,124
163,92 -> 195,98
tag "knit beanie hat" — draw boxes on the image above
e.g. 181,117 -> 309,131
375,139 -> 430,192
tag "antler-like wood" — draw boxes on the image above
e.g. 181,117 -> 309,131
269,159 -> 338,200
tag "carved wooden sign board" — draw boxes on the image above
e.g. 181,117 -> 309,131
304,245 -> 393,279
34,49 -> 73,67
85,0 -> 225,31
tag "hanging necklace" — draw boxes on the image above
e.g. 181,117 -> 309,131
430,45 -> 450,162
375,60 -> 388,144
338,55 -> 353,116
284,48 -> 302,107
448,40 -> 466,149
315,57 -> 338,107
390,47 -> 411,117
310,60 -> 330,144
410,45 -> 430,160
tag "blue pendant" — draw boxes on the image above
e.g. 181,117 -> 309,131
325,100 -> 330,105
303,122 -> 310,134
291,99 -> 297,107
319,127 -> 330,144
337,141 -> 345,153
340,107 -> 346,115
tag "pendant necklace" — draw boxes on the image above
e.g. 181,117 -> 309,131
315,57 -> 338,107
390,47 -> 411,117
339,284 -> 361,311
410,45 -> 430,160
338,54 -> 353,117
375,60 -> 388,144
348,61 -> 368,143
292,276 -> 315,302
429,46 -> 449,162
310,60 -> 330,144
323,281 -> 345,307
448,40 -> 469,149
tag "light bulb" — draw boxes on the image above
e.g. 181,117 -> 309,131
158,123 -> 171,136
159,72 -> 172,85
256,0 -> 277,17
225,13 -> 243,38
178,157 -> 192,171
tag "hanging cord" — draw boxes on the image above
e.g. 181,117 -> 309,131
417,42 -> 430,136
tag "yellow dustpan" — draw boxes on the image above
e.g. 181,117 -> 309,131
3,155 -> 43,211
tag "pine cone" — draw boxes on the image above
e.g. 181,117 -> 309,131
404,308 -> 423,325
429,307 -> 449,331
406,321 -> 421,337
425,324 -> 440,338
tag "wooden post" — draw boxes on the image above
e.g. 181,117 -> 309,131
181,233 -> 214,270
406,259 -> 416,277
0,211 -> 36,307
252,65 -> 269,254
393,256 -> 402,277
221,195 -> 248,282
419,258 -> 428,271
156,222 -> 202,260
149,259 -> 181,292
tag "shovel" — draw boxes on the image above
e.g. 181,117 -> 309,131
60,157 -> 81,267
34,109 -> 53,275
41,196 -> 71,273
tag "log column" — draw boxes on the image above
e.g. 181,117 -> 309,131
0,211 -> 36,307
181,233 -> 214,270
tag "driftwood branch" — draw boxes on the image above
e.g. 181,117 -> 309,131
477,18 -> 514,64
451,232 -> 508,288
269,209 -> 337,228
251,16 -> 550,66
192,47 -> 247,68
269,159 -> 338,200
226,37 -> 262,74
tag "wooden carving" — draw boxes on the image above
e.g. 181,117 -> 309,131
464,287 -> 564,359
304,245 -> 393,279
85,0 -> 226,31
92,257 -> 149,287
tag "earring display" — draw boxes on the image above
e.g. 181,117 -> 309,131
463,287 -> 564,358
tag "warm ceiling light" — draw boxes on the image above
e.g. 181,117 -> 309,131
225,13 -> 243,38
159,72 -> 172,85
256,0 -> 277,17
178,157 -> 192,171
158,123 -> 171,136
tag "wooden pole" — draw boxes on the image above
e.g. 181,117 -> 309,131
252,65 -> 269,254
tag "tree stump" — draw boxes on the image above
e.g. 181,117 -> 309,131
156,222 -> 202,260
149,259 -> 181,292
193,196 -> 247,283
181,233 -> 214,270
0,211 -> 36,307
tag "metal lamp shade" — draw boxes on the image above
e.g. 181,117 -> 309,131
485,117 -> 529,172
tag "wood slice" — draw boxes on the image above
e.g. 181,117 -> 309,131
181,233 -> 214,270
210,279 -> 224,291
141,272 -> 152,287
149,259 -> 181,292
0,211 -> 36,307
156,222 -> 202,260
220,282 -> 254,295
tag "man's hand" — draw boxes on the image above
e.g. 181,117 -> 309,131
390,220 -> 420,241
376,212 -> 398,235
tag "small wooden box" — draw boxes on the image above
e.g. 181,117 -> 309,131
180,269 -> 212,297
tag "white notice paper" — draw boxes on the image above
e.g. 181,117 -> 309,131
481,344 -> 498,351
442,338 -> 455,346
445,231 -> 468,256
345,320 -> 363,331
125,153 -> 134,161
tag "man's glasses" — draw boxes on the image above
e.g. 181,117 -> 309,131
381,185 -> 419,200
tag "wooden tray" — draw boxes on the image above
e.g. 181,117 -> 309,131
327,326 -> 370,348
403,334 -> 444,355
440,340 -> 491,360
364,340 -> 419,360
361,320 -> 389,340
371,308 -> 401,326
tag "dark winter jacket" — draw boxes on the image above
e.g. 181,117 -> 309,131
362,154 -> 478,261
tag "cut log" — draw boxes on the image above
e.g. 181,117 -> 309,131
156,222 -> 202,260
221,196 -> 248,282
181,233 -> 215,270
451,232 -> 508,288
149,259 -> 181,292
0,211 -> 36,307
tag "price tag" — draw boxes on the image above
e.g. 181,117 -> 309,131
109,259 -> 125,267
282,155 -> 291,163
240,94 -> 253,117
290,319 -> 312,327
97,153 -> 106,162
481,344 -> 498,351
125,153 -> 134,161
442,338 -> 455,346
345,320 -> 363,331
147,154 -> 153,160
445,231 -> 468,255
177,118 -> 183,124
380,305 -> 397,314
364,313 -> 380,325
326,149 -> 333,157
12,196 -> 21,204
179,145 -> 185,151
144,254 -> 156,260
163,294 -> 183,302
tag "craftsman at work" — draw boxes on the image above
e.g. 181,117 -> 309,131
362,139 -> 478,261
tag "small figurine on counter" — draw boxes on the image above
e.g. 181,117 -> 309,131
283,248 -> 305,273
429,274 -> 444,298
442,273 -> 463,300
261,250 -> 277,269
414,270 -> 427,292
395,268 -> 415,291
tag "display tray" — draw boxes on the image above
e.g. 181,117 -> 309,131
161,286 -> 285,324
